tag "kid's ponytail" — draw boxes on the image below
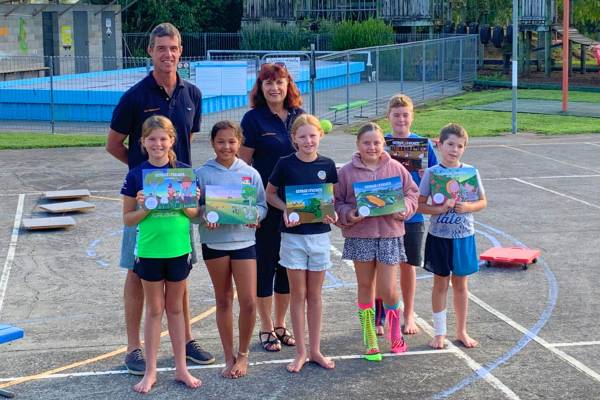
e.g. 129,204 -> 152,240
168,149 -> 177,168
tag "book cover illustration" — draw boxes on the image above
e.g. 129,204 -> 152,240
285,183 -> 335,224
353,176 -> 406,217
430,167 -> 480,205
385,137 -> 429,172
205,184 -> 258,224
142,168 -> 197,210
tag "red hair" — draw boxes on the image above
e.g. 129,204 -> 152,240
249,63 -> 303,109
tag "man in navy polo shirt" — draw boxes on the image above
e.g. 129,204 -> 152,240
106,22 -> 214,375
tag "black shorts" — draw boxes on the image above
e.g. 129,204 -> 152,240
201,244 -> 256,261
134,253 -> 192,282
403,222 -> 426,267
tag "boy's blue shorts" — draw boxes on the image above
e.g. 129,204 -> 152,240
424,234 -> 479,277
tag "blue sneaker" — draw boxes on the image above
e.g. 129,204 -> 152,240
186,340 -> 215,365
124,348 -> 146,376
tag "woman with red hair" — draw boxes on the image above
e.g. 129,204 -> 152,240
239,63 -> 304,352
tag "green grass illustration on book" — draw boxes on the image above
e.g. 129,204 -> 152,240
285,183 -> 335,224
142,168 -> 197,210
430,167 -> 480,205
353,176 -> 405,217
205,184 -> 258,224
385,137 -> 428,172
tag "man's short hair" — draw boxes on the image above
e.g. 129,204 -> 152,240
149,23 -> 182,48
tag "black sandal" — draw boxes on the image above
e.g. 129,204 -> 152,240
258,331 -> 281,352
274,326 -> 296,347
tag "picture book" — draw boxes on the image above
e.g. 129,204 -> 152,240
430,167 -> 480,205
142,168 -> 197,210
285,183 -> 335,224
385,137 -> 429,172
205,184 -> 258,224
353,176 -> 405,217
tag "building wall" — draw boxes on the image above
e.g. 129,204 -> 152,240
0,4 -> 122,74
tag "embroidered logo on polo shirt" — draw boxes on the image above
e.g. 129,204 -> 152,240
317,170 -> 326,180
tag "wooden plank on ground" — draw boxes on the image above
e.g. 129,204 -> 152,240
22,216 -> 76,230
38,201 -> 95,213
44,189 -> 91,200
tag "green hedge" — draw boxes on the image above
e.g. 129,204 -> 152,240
331,19 -> 395,51
240,20 -> 309,50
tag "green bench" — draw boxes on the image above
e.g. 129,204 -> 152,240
329,100 -> 369,123
1,324 -> 24,398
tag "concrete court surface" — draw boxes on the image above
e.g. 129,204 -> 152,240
1,130 -> 600,399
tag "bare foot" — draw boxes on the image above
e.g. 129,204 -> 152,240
133,374 -> 156,394
231,353 -> 249,378
308,352 -> 335,370
221,357 -> 236,379
403,315 -> 420,335
429,335 -> 446,349
175,370 -> 202,389
375,325 -> 385,336
286,352 -> 307,373
456,333 -> 479,348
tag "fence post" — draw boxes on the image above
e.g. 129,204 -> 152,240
459,38 -> 463,87
422,41 -> 426,102
400,45 -> 404,93
441,40 -> 445,95
375,47 -> 380,116
204,33 -> 208,58
345,53 -> 350,124
49,56 -> 55,134
310,44 -> 316,116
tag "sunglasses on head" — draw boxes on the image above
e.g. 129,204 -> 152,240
262,61 -> 287,70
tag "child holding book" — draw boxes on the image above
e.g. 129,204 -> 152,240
417,123 -> 487,349
195,121 -> 268,378
375,94 -> 439,336
121,115 -> 201,393
266,114 -> 338,373
334,122 -> 419,361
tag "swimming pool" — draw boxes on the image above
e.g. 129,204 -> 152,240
0,60 -> 365,122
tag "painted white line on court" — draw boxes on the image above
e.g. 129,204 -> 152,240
0,349 -> 456,382
485,174 -> 600,181
0,194 -> 25,318
469,141 -> 600,148
413,312 -> 520,399
549,341 -> 600,348
512,178 -> 600,210
502,145 -> 600,174
468,292 -> 600,383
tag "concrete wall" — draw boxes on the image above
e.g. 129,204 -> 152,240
0,3 -> 122,75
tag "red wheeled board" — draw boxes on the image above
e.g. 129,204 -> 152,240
479,247 -> 541,270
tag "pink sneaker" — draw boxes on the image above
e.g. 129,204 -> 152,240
391,337 -> 408,353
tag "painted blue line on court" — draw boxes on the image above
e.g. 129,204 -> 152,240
433,222 -> 558,399
86,229 -> 123,268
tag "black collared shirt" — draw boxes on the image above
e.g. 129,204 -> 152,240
110,73 -> 202,169
240,106 -> 304,186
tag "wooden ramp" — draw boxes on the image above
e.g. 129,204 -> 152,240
22,216 -> 76,230
38,201 -> 95,213
553,26 -> 599,46
44,189 -> 91,200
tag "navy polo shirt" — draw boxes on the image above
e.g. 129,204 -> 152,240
269,153 -> 338,235
110,73 -> 202,170
240,106 -> 304,186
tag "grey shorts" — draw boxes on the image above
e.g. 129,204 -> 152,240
119,224 -> 198,270
342,237 -> 407,265
279,232 -> 332,272
403,222 -> 426,267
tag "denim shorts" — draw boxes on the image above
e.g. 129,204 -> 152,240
119,224 -> 198,270
279,232 -> 331,272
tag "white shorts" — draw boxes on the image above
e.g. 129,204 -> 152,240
279,232 -> 331,272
